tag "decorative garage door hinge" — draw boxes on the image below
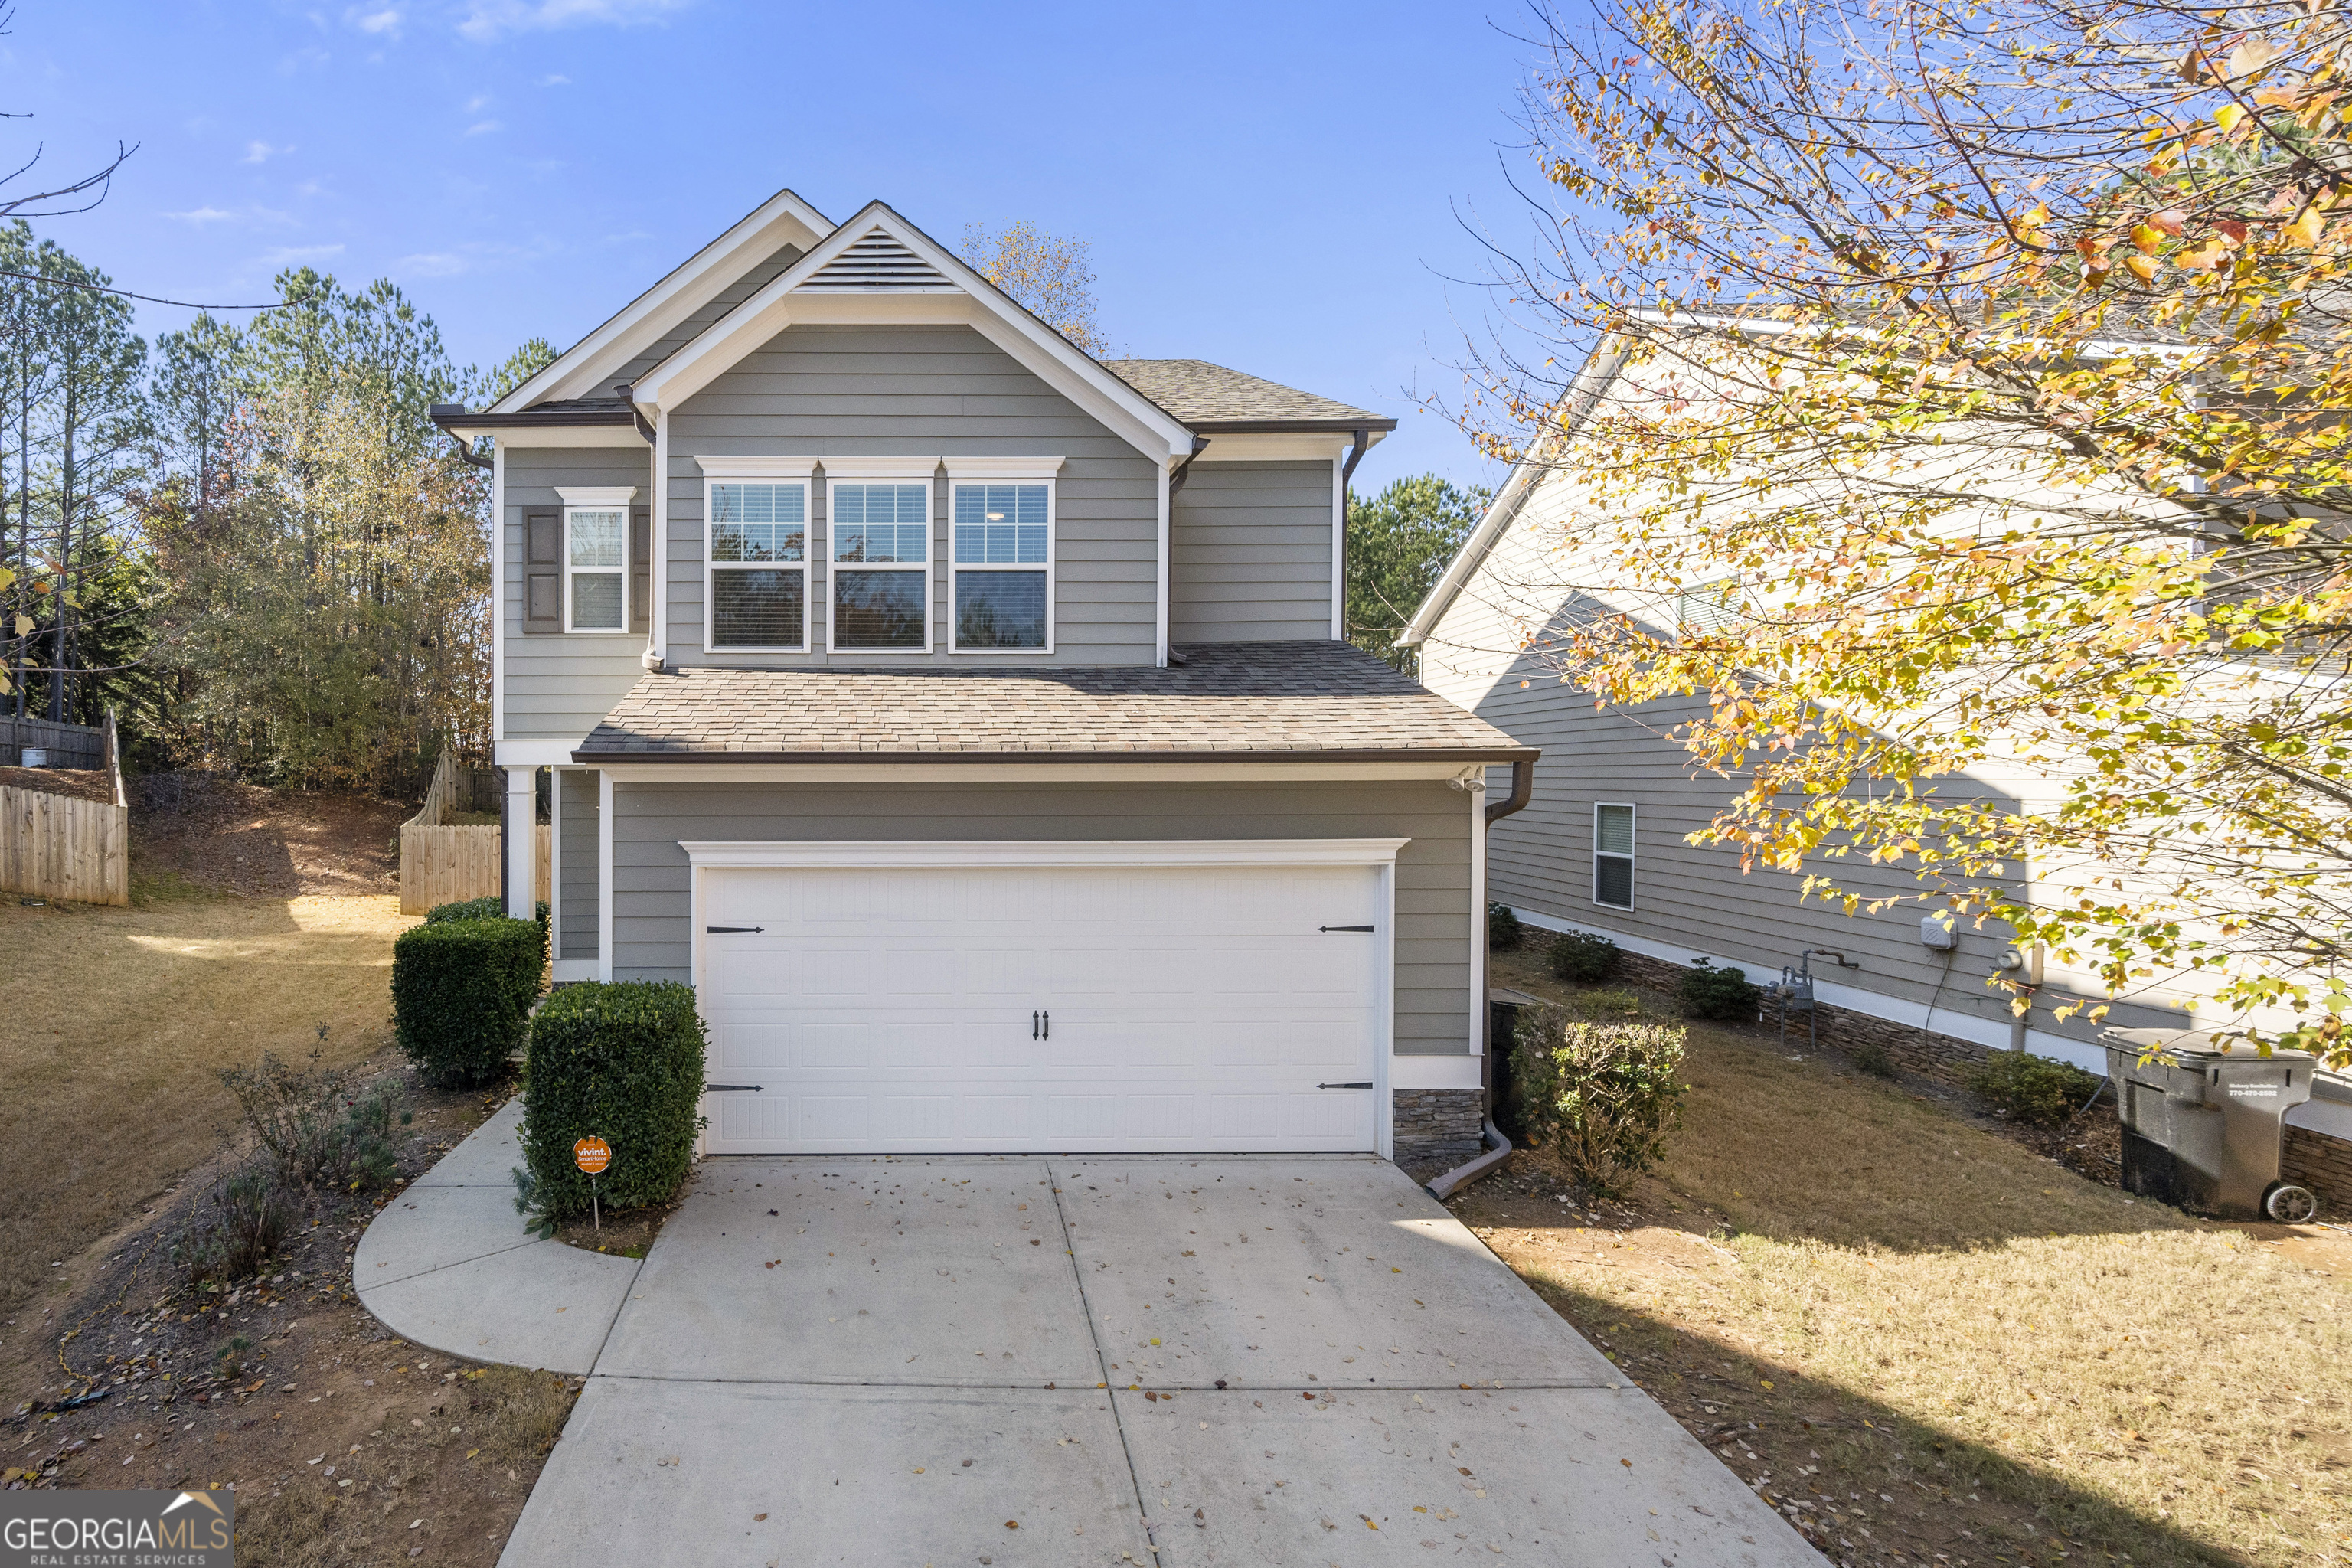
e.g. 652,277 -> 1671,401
704,1083 -> 766,1093
705,925 -> 764,933
1317,924 -> 1375,933
1316,1081 -> 1374,1089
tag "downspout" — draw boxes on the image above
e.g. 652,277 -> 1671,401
1168,435 -> 1209,496
1427,753 -> 1538,1201
613,383 -> 658,446
1337,426 -> 1371,644
451,432 -> 494,471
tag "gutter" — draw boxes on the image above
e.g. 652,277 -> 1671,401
1187,417 -> 1400,436
1485,758 -> 1534,823
612,383 -> 658,446
1167,436 -> 1210,498
429,403 -> 637,432
573,744 -> 1542,767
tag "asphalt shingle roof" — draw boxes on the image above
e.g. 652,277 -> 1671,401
1101,359 -> 1389,427
573,641 -> 1530,760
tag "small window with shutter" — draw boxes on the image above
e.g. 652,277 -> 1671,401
1593,802 -> 1635,910
550,486 -> 638,635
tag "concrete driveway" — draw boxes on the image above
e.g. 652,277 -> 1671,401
497,1154 -> 1817,1566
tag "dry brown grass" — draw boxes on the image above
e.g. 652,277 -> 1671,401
1473,949 -> 2352,1568
0,891 -> 414,1315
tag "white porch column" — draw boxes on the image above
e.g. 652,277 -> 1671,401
505,766 -> 536,918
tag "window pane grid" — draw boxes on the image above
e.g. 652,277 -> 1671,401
953,484 -> 1049,565
712,483 -> 806,563
831,482 -> 929,564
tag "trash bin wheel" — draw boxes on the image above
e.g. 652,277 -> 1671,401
2265,1184 -> 2319,1224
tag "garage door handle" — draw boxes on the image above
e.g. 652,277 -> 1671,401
706,925 -> 764,934
1317,1081 -> 1374,1089
1318,924 -> 1375,933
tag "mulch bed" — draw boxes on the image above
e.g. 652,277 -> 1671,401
130,773 -> 409,898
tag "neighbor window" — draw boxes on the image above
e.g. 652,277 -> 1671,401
1593,802 -> 1635,910
707,480 -> 809,651
565,507 -> 626,632
828,479 -> 931,651
951,482 -> 1052,651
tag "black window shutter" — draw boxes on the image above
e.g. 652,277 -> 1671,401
629,507 -> 652,635
523,509 -> 562,634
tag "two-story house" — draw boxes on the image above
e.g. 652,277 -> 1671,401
431,187 -> 1533,1169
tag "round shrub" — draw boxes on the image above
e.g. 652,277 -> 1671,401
1510,1004 -> 1689,1197
1549,929 -> 1622,985
426,896 -> 551,965
392,916 -> 543,1087
1488,901 -> 1524,953
521,981 -> 707,1222
1967,1049 -> 2101,1127
1676,957 -> 1761,1021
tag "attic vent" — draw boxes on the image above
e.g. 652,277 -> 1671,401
796,228 -> 954,292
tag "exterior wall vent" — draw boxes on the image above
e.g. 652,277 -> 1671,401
795,228 -> 955,292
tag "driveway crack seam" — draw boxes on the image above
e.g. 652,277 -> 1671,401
1047,1156 -> 1158,1560
359,1233 -> 552,1290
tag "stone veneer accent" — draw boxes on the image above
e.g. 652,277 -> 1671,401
2285,1125 -> 2352,1217
1393,1088 -> 1484,1170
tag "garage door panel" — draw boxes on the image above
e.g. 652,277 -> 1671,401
698,860 -> 1383,1154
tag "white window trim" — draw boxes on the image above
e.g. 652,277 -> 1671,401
703,474 -> 812,655
556,485 -> 636,636
824,466 -> 936,655
947,467 -> 1057,655
1592,801 -> 1636,911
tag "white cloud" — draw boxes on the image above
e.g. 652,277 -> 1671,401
397,252 -> 469,277
457,0 -> 691,43
539,73 -> 570,85
351,7 -> 402,34
243,140 -> 290,163
463,119 -> 503,136
258,243 -> 346,267
466,93 -> 492,111
167,207 -> 234,224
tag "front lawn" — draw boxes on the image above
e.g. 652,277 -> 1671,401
1462,949 -> 2350,1568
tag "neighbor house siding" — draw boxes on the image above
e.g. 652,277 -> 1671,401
1170,459 -> 1334,642
501,444 -> 653,742
605,778 -> 1473,1055
556,767 -> 600,962
664,324 -> 1159,665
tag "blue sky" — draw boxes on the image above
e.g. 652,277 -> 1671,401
5,1 -> 1568,491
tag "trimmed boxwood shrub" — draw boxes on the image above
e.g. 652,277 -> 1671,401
426,896 -> 550,965
1549,929 -> 1622,985
1675,957 -> 1762,1021
521,981 -> 707,1222
392,917 -> 543,1087
1510,1004 -> 1689,1197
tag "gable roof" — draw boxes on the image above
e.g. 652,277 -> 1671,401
1102,359 -> 1396,433
571,640 -> 1534,763
627,201 -> 1198,463
488,187 -> 835,415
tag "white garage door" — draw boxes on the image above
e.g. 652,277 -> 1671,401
695,853 -> 1385,1154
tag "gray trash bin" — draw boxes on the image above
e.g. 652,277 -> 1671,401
2105,1029 -> 2319,1220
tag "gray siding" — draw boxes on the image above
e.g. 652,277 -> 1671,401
556,768 -> 599,962
599,242 -> 806,398
1170,460 -> 1334,643
501,445 -> 653,741
607,779 -> 1473,1055
666,324 -> 1159,665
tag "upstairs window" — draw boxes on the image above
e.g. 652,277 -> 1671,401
951,482 -> 1052,651
558,488 -> 636,633
828,479 -> 932,652
1592,802 -> 1635,910
707,480 -> 809,652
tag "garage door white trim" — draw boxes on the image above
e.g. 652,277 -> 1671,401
681,838 -> 1404,1157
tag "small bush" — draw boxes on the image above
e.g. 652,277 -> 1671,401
1510,1004 -> 1689,1197
1564,986 -> 1643,1021
425,896 -> 551,965
1968,1050 -> 2101,1127
1676,957 -> 1761,1021
173,1155 -> 296,1285
1851,1040 -> 1899,1080
220,1048 -> 403,1192
1549,929 -> 1622,985
393,916 -> 543,1087
521,980 -> 707,1222
1488,902 -> 1524,953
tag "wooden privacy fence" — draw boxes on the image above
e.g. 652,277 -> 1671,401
0,712 -> 129,906
398,748 -> 547,916
0,715 -> 105,769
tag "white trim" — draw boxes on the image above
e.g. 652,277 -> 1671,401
677,838 -> 1412,870
1504,903 -> 2112,1073
942,456 -> 1067,479
1155,459 -> 1171,668
694,454 -> 820,479
1194,433 -> 1357,463
823,470 -> 935,655
1391,1055 -> 1482,1091
504,766 -> 535,920
562,501 -> 635,635
595,760 -> 1478,783
1329,453 -> 1344,641
1592,800 -> 1636,910
552,959 -> 600,983
651,413 -> 668,662
495,737 -> 589,768
703,475 -> 812,655
554,485 -> 638,507
491,442 -> 505,743
494,186 -> 834,413
597,770 -> 615,982
948,475 -> 1055,655
547,764 -> 563,962
1378,860 -> 1396,1160
1467,774 -> 1488,1055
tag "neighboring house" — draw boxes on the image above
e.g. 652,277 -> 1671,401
1402,332 -> 2352,1206
430,187 -> 1534,1168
